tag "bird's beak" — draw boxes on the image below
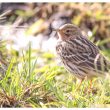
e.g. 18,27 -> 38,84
52,28 -> 63,39
52,28 -> 60,32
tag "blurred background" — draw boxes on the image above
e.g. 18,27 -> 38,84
0,3 -> 110,51
0,3 -> 110,107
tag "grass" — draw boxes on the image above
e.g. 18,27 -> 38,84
0,41 -> 110,108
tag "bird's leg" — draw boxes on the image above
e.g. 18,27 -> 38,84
89,79 -> 93,89
75,79 -> 84,91
87,79 -> 93,93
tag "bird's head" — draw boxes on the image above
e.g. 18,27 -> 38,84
54,24 -> 82,41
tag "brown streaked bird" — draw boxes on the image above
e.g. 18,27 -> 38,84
55,23 -> 110,90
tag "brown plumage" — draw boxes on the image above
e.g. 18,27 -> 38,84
55,24 -> 110,87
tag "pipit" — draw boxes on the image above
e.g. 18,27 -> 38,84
55,24 -> 110,90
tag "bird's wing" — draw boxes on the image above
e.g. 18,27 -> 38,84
60,36 -> 110,73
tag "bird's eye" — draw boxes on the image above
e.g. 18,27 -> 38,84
66,30 -> 70,33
